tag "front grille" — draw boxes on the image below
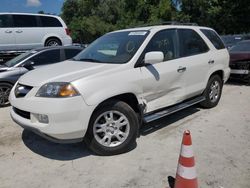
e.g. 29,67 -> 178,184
13,107 -> 30,119
15,83 -> 33,98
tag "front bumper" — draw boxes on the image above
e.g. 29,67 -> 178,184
9,84 -> 95,142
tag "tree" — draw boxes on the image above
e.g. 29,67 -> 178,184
61,0 -> 175,43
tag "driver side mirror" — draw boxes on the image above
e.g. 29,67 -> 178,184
23,60 -> 35,71
144,51 -> 164,65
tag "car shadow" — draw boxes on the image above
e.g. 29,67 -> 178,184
22,106 -> 200,160
226,78 -> 250,86
140,106 -> 200,136
22,130 -> 92,160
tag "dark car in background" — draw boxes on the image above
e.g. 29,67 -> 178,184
221,34 -> 250,48
229,40 -> 250,82
0,46 -> 83,107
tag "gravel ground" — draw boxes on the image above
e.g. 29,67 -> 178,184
0,83 -> 250,188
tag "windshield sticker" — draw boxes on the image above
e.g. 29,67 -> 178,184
129,31 -> 147,36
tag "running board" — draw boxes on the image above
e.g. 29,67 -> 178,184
143,96 -> 205,123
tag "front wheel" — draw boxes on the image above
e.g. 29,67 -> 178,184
85,100 -> 139,155
0,83 -> 13,107
200,75 -> 223,108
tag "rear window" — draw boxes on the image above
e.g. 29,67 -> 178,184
201,29 -> 225,50
13,15 -> 38,27
0,15 -> 11,28
40,16 -> 62,27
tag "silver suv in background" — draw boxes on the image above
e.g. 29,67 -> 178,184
0,13 -> 72,52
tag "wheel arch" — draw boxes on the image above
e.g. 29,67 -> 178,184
44,36 -> 62,46
93,93 -> 141,114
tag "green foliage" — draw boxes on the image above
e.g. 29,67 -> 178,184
61,0 -> 250,43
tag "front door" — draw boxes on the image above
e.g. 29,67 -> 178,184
140,29 -> 186,113
0,14 -> 16,51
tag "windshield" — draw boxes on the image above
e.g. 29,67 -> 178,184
73,30 -> 149,64
230,41 -> 250,52
5,51 -> 36,67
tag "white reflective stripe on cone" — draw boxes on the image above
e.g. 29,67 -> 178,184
181,145 -> 194,158
177,164 -> 197,179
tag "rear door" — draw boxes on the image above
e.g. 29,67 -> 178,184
13,15 -> 43,50
0,14 -> 16,51
140,29 -> 186,112
176,28 -> 211,99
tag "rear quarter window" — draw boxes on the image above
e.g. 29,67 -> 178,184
40,16 -> 62,27
201,29 -> 225,50
64,49 -> 82,59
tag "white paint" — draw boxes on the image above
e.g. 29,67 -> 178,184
181,145 -> 194,158
177,164 -> 197,179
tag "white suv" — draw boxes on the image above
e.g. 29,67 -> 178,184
0,13 -> 72,51
9,24 -> 230,155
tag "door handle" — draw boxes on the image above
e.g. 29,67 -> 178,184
5,30 -> 12,33
208,60 -> 215,64
16,30 -> 23,33
177,66 -> 187,73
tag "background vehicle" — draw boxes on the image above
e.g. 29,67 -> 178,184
229,40 -> 250,82
0,46 -> 83,107
9,24 -> 230,155
0,13 -> 72,52
221,34 -> 250,48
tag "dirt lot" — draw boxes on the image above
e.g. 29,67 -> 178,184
0,83 -> 250,188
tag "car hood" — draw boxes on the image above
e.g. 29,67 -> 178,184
230,52 -> 250,63
0,64 -> 9,72
18,60 -> 121,86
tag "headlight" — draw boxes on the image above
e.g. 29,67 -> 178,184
36,82 -> 79,98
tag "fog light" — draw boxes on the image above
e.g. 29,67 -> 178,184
33,113 -> 49,124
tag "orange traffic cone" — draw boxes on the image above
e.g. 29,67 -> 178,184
174,130 -> 198,188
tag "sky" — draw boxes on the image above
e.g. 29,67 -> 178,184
0,0 -> 65,15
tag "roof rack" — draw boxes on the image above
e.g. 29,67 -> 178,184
136,21 -> 198,28
162,21 -> 198,26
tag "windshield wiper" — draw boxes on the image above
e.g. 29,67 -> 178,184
73,58 -> 102,63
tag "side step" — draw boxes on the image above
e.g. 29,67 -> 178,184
143,96 -> 205,123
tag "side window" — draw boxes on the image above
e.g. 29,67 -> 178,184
29,50 -> 61,66
64,49 -> 82,59
145,29 -> 177,61
40,16 -> 62,27
0,15 -> 11,28
178,29 -> 209,57
13,15 -> 37,27
201,29 -> 225,49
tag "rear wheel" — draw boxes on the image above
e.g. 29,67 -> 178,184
85,100 -> 139,155
0,83 -> 12,107
45,38 -> 61,46
200,75 -> 223,108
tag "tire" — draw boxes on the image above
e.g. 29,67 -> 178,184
0,83 -> 13,108
200,75 -> 223,108
85,100 -> 139,156
45,38 -> 62,46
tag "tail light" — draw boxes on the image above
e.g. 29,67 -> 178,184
65,28 -> 71,36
